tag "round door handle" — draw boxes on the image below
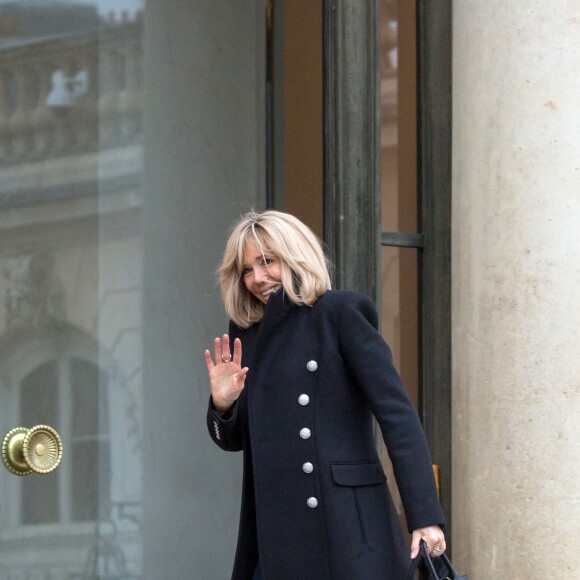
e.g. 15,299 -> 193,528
2,425 -> 63,476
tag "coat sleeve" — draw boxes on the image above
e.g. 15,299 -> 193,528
336,292 -> 445,532
206,397 -> 243,452
205,320 -> 244,452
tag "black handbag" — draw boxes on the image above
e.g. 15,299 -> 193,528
406,540 -> 469,580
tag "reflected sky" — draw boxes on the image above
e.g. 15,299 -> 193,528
60,0 -> 143,16
0,0 -> 144,47
0,0 -> 143,17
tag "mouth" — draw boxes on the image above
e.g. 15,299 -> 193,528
262,286 -> 280,298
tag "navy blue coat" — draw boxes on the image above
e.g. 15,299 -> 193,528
207,290 -> 444,580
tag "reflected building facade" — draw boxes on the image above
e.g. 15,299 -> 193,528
0,4 -> 144,578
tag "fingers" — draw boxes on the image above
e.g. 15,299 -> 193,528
410,530 -> 421,559
215,334 -> 233,364
235,366 -> 249,383
232,337 -> 242,366
411,526 -> 446,558
204,349 -> 214,373
213,336 -> 222,365
221,334 -> 231,362
424,537 -> 446,557
435,538 -> 447,555
212,334 -> 232,364
209,334 -> 242,366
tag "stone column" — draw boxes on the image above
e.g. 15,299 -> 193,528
452,2 -> 580,577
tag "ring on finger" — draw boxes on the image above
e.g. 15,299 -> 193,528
221,355 -> 231,363
433,547 -> 442,555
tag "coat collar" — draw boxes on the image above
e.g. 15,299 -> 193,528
253,288 -> 296,353
263,287 -> 295,317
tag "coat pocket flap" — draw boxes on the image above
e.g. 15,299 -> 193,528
330,462 -> 386,487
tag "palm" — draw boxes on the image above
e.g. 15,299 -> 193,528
204,334 -> 249,412
210,360 -> 244,396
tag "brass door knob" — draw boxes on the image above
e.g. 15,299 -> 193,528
2,425 -> 63,476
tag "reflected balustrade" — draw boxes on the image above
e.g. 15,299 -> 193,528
0,21 -> 143,169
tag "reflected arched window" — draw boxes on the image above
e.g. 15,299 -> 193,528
20,357 -> 110,525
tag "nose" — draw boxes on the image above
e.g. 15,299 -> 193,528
253,265 -> 268,284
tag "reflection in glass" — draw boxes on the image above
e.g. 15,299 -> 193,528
379,2 -> 421,535
381,245 -> 419,407
71,357 -> 109,437
21,361 -> 59,428
0,1 -> 144,578
380,0 -> 418,234
21,361 -> 60,525
71,358 -> 111,522
0,0 -> 263,577
379,245 -> 419,539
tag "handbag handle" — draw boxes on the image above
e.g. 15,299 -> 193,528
433,549 -> 470,580
406,540 -> 469,580
406,540 -> 439,580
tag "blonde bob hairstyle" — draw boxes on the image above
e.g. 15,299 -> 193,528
219,210 -> 331,328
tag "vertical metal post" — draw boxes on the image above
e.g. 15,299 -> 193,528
323,0 -> 380,303
418,0 -> 453,547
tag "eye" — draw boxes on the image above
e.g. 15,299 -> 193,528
241,267 -> 252,277
262,257 -> 274,266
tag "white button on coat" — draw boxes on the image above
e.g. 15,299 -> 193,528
298,394 -> 310,406
299,428 -> 311,440
306,360 -> 318,372
302,462 -> 314,474
307,497 -> 318,508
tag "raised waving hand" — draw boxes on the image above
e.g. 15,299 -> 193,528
204,334 -> 248,413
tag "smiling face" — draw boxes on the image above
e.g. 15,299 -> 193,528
241,241 -> 282,304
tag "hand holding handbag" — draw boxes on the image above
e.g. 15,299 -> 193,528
406,540 -> 469,580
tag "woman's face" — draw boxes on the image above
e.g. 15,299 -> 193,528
242,242 -> 282,304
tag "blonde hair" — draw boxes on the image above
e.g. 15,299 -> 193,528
219,210 -> 331,328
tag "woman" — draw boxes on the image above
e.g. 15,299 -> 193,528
205,210 -> 445,580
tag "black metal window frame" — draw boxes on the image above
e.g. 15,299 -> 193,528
416,0 -> 452,542
381,232 -> 425,248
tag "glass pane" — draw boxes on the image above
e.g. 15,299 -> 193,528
20,362 -> 60,525
275,0 -> 324,236
379,245 -> 419,533
139,4 -> 266,577
0,1 -> 266,578
381,246 -> 419,408
21,470 -> 60,525
380,0 -> 418,233
380,0 -> 421,540
71,358 -> 109,437
21,361 -> 58,427
71,440 -> 111,522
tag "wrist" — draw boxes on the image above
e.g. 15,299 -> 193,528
212,396 -> 233,413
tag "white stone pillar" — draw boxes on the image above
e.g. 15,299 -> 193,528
452,2 -> 580,577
